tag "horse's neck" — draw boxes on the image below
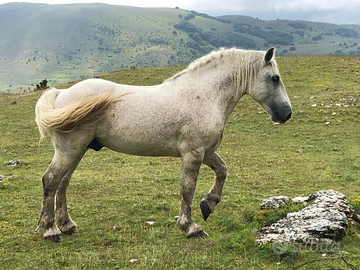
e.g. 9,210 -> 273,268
186,64 -> 245,119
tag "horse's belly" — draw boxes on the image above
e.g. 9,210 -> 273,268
98,137 -> 180,157
96,121 -> 181,157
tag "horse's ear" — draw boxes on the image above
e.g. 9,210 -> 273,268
265,47 -> 276,64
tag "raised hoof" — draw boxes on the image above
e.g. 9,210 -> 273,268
200,201 -> 212,221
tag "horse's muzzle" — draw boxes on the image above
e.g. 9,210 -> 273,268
271,109 -> 292,124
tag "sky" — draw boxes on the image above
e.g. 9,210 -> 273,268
1,0 -> 360,25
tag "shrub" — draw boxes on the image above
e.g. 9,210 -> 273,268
35,79 -> 48,91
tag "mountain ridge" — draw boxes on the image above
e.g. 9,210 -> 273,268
1,2 -> 359,93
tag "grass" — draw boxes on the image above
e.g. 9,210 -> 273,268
1,55 -> 360,269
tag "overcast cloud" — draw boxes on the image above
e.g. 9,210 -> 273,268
1,0 -> 360,25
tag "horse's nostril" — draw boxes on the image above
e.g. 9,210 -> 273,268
286,112 -> 292,121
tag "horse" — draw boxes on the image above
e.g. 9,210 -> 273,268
35,48 -> 292,242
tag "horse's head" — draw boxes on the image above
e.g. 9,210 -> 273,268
250,48 -> 292,124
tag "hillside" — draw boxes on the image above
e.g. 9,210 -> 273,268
1,3 -> 360,93
219,15 -> 360,55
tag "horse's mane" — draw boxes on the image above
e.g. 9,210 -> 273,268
166,48 -> 269,95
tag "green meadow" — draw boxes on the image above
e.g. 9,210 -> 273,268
0,55 -> 359,269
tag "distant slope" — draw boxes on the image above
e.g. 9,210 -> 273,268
0,3 -> 201,92
0,3 -> 359,93
218,15 -> 360,56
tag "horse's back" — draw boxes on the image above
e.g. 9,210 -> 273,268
54,79 -> 121,108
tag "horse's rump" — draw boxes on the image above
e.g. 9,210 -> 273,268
35,87 -> 122,138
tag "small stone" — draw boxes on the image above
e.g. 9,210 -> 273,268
296,149 -> 303,153
6,160 -> 22,166
292,196 -> 309,203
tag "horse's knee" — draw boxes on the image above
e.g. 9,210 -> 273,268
204,153 -> 227,181
180,182 -> 197,201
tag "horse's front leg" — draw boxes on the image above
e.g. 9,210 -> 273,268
177,149 -> 208,238
200,152 -> 227,221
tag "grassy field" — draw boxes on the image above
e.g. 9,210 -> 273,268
0,55 -> 360,269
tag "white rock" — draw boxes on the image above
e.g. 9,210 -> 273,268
257,190 -> 360,245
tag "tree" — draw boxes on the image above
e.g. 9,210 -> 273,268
35,79 -> 48,91
184,13 -> 195,21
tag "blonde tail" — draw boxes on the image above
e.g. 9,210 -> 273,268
35,88 -> 61,139
35,88 -> 122,139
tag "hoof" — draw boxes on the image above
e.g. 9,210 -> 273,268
200,201 -> 212,221
61,225 -> 79,235
44,233 -> 62,243
43,227 -> 62,243
60,218 -> 79,235
186,224 -> 209,238
49,234 -> 62,243
187,230 -> 209,238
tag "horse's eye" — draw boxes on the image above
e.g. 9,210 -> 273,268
272,75 -> 280,82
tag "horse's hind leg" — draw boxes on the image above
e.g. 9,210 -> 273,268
37,158 -> 70,242
38,148 -> 86,242
54,158 -> 83,235
200,152 -> 227,221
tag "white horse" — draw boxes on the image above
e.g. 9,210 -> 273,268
35,48 -> 291,242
